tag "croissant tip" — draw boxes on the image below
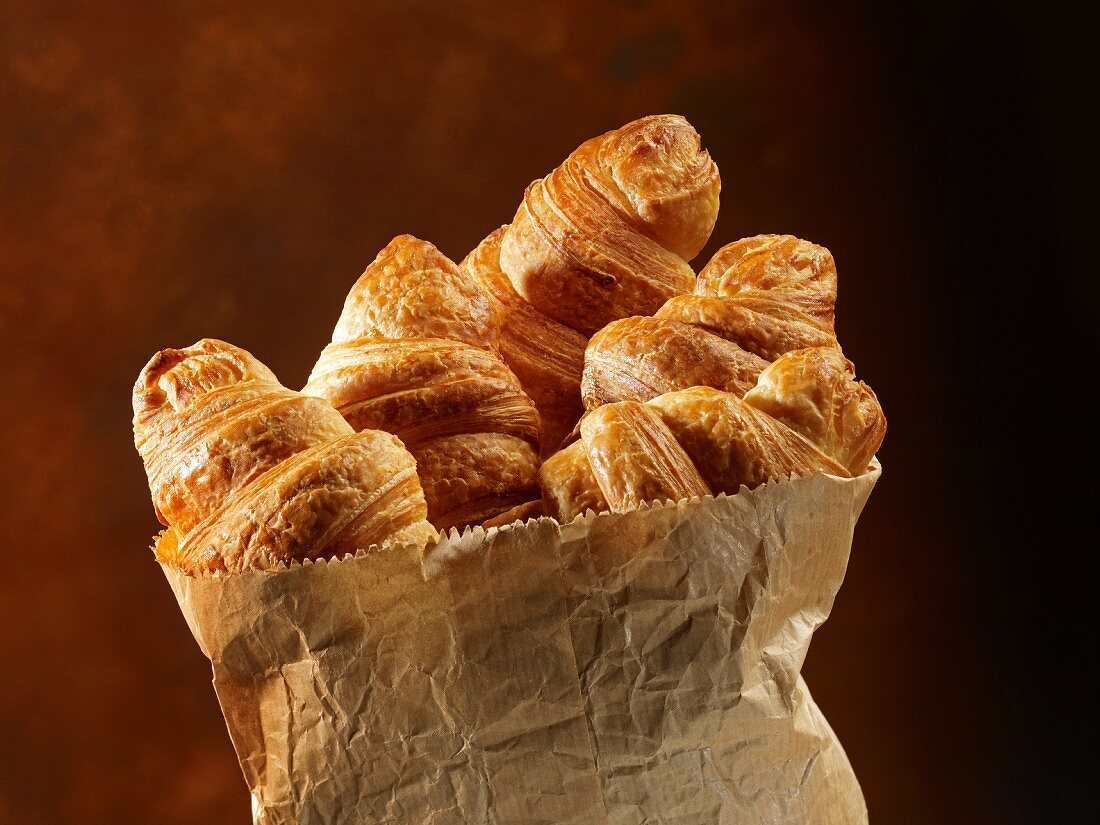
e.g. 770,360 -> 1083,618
136,347 -> 186,386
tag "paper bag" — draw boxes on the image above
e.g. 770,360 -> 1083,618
160,464 -> 879,824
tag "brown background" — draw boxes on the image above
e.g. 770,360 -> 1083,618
0,2 -> 1091,823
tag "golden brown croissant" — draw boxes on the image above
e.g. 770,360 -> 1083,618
334,232 -> 501,347
536,441 -> 609,525
462,227 -> 587,455
690,234 -> 838,324
580,316 -> 770,410
133,339 -> 436,574
580,401 -> 711,513
744,347 -> 885,475
582,234 -> 841,409
538,386 -> 849,523
498,114 -> 721,336
306,235 -> 543,531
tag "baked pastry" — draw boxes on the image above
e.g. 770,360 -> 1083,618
462,227 -> 587,455
684,233 -> 838,326
306,235 -> 542,531
744,347 -> 885,475
579,315 -> 769,411
133,339 -> 435,574
465,115 -> 720,450
580,401 -> 710,514
582,235 -> 841,409
538,386 -> 850,523
536,441 -> 609,524
499,114 -> 721,336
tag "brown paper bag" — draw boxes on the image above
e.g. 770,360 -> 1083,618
160,463 -> 879,824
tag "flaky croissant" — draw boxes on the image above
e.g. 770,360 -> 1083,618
539,386 -> 849,524
133,339 -> 436,574
744,347 -> 886,475
576,315 -> 769,411
499,114 -> 720,337
583,235 -> 841,410
464,115 -> 720,453
462,227 -> 587,455
306,235 -> 542,531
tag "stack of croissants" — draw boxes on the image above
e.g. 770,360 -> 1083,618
133,115 -> 886,575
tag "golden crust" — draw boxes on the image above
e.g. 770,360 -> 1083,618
312,235 -> 545,530
133,339 -> 435,574
580,401 -> 710,513
696,234 -> 837,325
578,233 -> 846,416
581,316 -> 768,408
586,115 -> 721,260
306,337 -> 539,448
176,430 -> 436,574
134,339 -> 353,533
537,440 -> 608,524
333,234 -> 501,348
646,387 -> 850,494
412,433 -> 540,531
499,115 -> 719,335
744,347 -> 886,474
538,387 -> 851,518
133,338 -> 279,424
655,292 -> 838,362
462,227 -> 586,454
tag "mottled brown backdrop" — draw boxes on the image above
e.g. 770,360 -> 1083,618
0,1 -> 1090,824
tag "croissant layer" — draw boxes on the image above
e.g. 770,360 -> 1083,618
499,115 -> 720,336
134,339 -> 354,533
311,235 -> 544,530
579,234 -> 845,412
173,431 -> 435,574
481,499 -> 547,529
134,339 -> 435,574
647,387 -> 849,495
462,227 -> 586,454
580,401 -> 711,513
655,292 -> 838,362
334,234 -> 500,348
411,433 -> 540,530
743,347 -> 886,474
582,316 -> 769,410
537,441 -> 609,524
539,387 -> 851,521
306,338 -> 539,448
696,234 -> 837,324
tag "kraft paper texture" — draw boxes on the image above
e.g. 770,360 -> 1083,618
160,464 -> 879,824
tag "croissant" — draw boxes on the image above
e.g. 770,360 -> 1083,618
582,234 -> 841,410
577,315 -> 769,411
133,339 -> 435,574
744,347 -> 886,475
498,114 -> 721,336
687,233 -> 838,325
539,386 -> 849,523
306,235 -> 542,531
537,440 -> 609,525
464,115 -> 719,452
462,226 -> 587,455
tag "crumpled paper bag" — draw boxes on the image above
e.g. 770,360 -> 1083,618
160,463 -> 879,824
